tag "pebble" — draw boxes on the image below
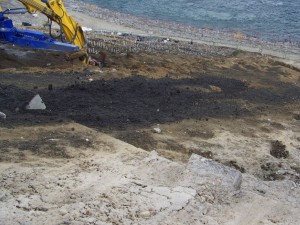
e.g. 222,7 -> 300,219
153,127 -> 161,134
0,194 -> 7,202
139,211 -> 151,218
59,209 -> 68,216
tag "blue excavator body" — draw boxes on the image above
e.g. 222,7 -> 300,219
0,10 -> 79,52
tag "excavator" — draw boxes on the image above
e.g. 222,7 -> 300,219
0,0 -> 92,64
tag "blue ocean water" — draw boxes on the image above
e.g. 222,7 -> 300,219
86,0 -> 299,43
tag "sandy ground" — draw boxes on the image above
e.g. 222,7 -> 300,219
1,1 -> 300,225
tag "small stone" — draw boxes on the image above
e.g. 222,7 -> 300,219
255,186 -> 266,194
233,173 -> 242,190
0,194 -> 7,202
139,211 -> 151,218
70,194 -> 76,199
153,127 -> 161,134
59,209 -> 68,216
37,207 -> 48,212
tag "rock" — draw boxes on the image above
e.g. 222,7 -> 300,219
36,207 -> 48,212
0,112 -> 6,119
139,211 -> 151,218
26,94 -> 46,110
0,194 -> 7,202
233,173 -> 243,190
59,208 -> 68,216
153,127 -> 161,134
187,154 -> 242,191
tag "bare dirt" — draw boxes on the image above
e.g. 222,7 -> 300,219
0,43 -> 300,224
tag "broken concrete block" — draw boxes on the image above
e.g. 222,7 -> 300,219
26,94 -> 46,110
187,154 -> 242,191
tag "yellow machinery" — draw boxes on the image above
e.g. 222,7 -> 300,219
0,0 -> 90,63
18,0 -> 85,49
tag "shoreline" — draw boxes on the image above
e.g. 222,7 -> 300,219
2,0 -> 300,67
64,0 -> 300,64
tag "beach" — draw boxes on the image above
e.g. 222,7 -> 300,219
4,0 -> 300,67
68,0 -> 300,63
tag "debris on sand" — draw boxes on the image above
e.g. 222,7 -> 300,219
270,140 -> 289,159
26,94 -> 46,110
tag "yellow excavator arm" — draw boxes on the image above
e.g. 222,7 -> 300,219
18,0 -> 86,49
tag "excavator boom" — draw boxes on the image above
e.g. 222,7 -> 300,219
18,0 -> 86,49
0,0 -> 89,63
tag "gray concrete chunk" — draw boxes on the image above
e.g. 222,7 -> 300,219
26,94 -> 46,110
187,154 -> 242,191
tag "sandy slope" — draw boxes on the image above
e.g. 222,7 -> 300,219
0,123 -> 299,225
0,44 -> 300,225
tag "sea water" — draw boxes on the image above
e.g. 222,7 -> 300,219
84,0 -> 299,43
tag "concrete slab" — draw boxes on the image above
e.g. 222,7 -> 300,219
26,94 -> 46,110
